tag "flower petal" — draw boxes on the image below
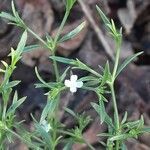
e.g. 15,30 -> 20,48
64,80 -> 71,87
71,75 -> 78,82
70,86 -> 77,93
76,81 -> 83,88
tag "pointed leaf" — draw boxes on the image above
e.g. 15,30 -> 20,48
96,5 -> 110,25
34,123 -> 52,148
11,1 -> 17,17
59,22 -> 86,43
6,80 -> 21,89
12,91 -> 18,104
50,56 -> 76,65
91,102 -> 114,128
100,61 -> 111,86
66,0 -> 76,11
64,107 -> 77,118
0,12 -> 16,22
60,67 -> 70,82
35,67 -> 52,88
40,99 -> 57,123
116,52 -> 143,77
23,45 -> 40,52
109,134 -> 131,142
78,76 -> 99,82
121,111 -> 128,125
91,101 -> 106,124
17,30 -> 27,53
7,97 -> 26,116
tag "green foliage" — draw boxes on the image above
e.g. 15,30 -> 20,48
0,1 -> 148,150
116,51 -> 143,77
66,0 -> 76,12
0,31 -> 29,146
58,21 -> 86,43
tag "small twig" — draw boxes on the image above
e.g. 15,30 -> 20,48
78,0 -> 114,60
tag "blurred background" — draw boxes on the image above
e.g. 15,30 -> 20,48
0,0 -> 150,149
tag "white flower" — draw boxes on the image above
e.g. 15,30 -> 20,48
64,75 -> 83,93
40,120 -> 51,132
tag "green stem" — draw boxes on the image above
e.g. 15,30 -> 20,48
112,44 -> 121,81
110,38 -> 122,150
110,84 -> 120,150
110,84 -> 119,129
50,11 -> 69,81
51,9 -> 70,109
2,103 -> 7,121
52,53 -> 60,82
27,28 -> 47,47
53,11 -> 69,49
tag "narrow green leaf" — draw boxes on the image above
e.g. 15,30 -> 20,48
66,0 -> 76,11
7,97 -> 26,116
110,19 -> 117,35
35,67 -> 52,88
46,88 -> 62,100
64,107 -> 77,118
12,91 -> 18,104
0,68 -> 5,73
96,5 -> 110,25
121,111 -> 128,124
116,52 -> 143,77
109,134 -> 131,142
100,61 -> 111,86
83,80 -> 100,87
99,141 -> 107,147
0,12 -> 16,22
6,80 -> 21,89
75,59 -> 101,77
60,67 -> 70,82
46,34 -> 53,44
34,123 -> 52,148
6,128 -> 41,149
123,119 -> 143,129
101,94 -> 108,103
50,56 -> 76,65
40,99 -> 57,123
11,0 -> 17,17
16,30 -> 27,54
35,82 -> 57,89
59,22 -> 86,43
97,133 -> 112,137
78,76 -> 99,82
91,102 -> 114,128
11,1 -> 22,25
91,101 -> 106,124
23,45 -> 40,52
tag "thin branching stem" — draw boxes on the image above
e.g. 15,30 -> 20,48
110,84 -> 120,150
27,28 -> 47,47
110,39 -> 122,150
53,11 -> 70,49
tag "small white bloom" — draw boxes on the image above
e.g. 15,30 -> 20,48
64,75 -> 83,93
40,120 -> 51,132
